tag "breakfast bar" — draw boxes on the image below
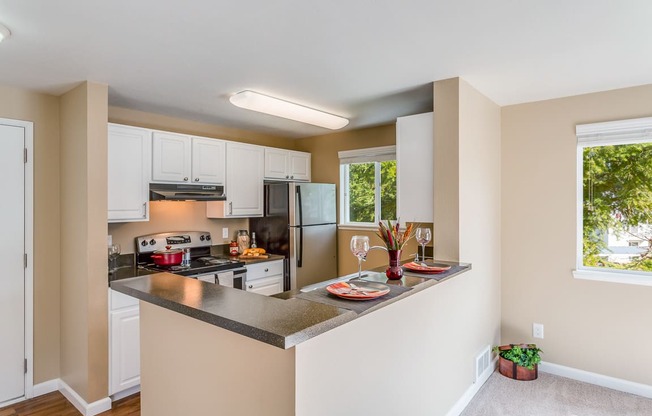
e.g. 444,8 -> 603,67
111,262 -> 472,415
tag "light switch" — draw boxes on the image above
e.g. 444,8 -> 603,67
222,227 -> 229,239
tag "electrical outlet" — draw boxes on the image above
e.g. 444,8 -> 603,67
222,227 -> 229,239
533,323 -> 544,339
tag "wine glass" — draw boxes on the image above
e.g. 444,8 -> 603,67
415,228 -> 431,263
108,244 -> 121,273
350,235 -> 370,280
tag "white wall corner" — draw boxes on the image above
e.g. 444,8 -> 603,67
445,356 -> 498,416
58,379 -> 112,416
540,361 -> 652,399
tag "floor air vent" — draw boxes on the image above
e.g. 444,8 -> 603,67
475,345 -> 492,382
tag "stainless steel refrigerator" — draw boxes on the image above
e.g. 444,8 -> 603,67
249,182 -> 337,291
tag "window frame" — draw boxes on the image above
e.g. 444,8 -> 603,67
338,146 -> 396,228
573,117 -> 652,287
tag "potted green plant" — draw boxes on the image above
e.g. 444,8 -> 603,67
493,344 -> 542,381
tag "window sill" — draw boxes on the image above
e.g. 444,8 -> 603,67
338,224 -> 378,231
572,269 -> 652,287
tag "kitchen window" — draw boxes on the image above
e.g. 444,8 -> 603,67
339,146 -> 396,227
574,117 -> 652,286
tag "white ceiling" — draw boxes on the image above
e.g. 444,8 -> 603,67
1,1 -> 651,138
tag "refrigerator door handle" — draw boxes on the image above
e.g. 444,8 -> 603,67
296,185 -> 304,267
296,185 -> 303,227
298,226 -> 303,268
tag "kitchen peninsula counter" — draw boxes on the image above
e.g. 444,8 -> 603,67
113,261 -> 474,416
110,261 -> 470,349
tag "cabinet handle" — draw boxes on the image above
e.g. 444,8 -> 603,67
143,203 -> 147,218
194,178 -> 200,182
291,175 -> 294,179
229,202 -> 233,215
286,175 -> 289,179
183,177 -> 189,182
248,285 -> 253,289
265,268 -> 269,272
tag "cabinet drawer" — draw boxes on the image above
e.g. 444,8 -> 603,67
110,289 -> 139,310
246,260 -> 284,281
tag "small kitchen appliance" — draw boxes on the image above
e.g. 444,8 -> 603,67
135,231 -> 246,288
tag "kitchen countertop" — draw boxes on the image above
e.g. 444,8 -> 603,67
108,253 -> 285,283
111,260 -> 471,349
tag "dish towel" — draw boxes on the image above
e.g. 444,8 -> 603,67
217,271 -> 234,288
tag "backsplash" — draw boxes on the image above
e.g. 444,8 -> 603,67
108,201 -> 249,254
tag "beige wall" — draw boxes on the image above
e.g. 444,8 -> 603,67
295,124 -> 398,274
108,202 -> 248,253
59,82 -> 109,402
0,84 -> 61,384
501,84 -> 652,385
431,78 -> 502,408
108,106 -> 295,149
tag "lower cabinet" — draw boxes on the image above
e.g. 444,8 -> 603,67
245,260 -> 284,296
109,290 -> 140,396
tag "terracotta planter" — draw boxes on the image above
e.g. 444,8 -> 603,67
497,344 -> 539,381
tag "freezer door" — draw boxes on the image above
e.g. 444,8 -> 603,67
289,224 -> 338,290
290,183 -> 336,226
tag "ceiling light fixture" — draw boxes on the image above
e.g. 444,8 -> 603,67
229,90 -> 349,130
0,23 -> 11,42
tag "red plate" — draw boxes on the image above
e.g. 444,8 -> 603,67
403,262 -> 451,274
326,281 -> 390,300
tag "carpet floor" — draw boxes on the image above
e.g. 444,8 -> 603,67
461,371 -> 652,416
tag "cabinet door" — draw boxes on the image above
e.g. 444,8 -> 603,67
288,151 -> 311,181
246,275 -> 284,296
191,137 -> 226,185
396,112 -> 433,222
264,148 -> 289,179
110,306 -> 140,395
108,124 -> 151,222
226,142 -> 264,217
152,131 -> 192,182
246,260 -> 284,281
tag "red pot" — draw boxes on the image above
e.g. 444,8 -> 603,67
150,246 -> 183,266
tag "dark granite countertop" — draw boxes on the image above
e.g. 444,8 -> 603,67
110,260 -> 471,349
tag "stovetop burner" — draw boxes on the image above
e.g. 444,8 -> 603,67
140,256 -> 244,276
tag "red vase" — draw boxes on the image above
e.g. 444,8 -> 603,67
386,250 -> 404,280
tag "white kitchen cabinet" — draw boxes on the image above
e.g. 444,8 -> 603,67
108,124 -> 151,222
245,260 -> 284,296
152,132 -> 226,185
152,131 -> 192,183
396,112 -> 434,223
191,137 -> 226,184
109,290 -> 140,396
207,142 -> 264,217
264,148 -> 311,181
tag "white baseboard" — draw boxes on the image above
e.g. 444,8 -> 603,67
445,356 -> 498,416
33,379 -> 60,397
111,384 -> 140,401
540,361 -> 652,399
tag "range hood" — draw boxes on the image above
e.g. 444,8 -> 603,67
149,183 -> 226,201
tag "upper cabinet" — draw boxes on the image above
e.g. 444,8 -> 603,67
207,142 -> 264,218
191,137 -> 226,184
396,112 -> 434,223
152,132 -> 225,185
264,148 -> 311,181
108,124 -> 151,222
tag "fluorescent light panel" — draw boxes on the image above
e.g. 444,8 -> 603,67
0,23 -> 10,42
229,90 -> 349,130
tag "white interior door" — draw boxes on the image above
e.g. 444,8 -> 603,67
0,123 -> 25,403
